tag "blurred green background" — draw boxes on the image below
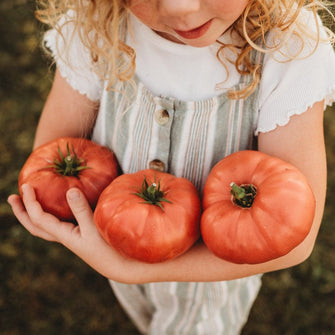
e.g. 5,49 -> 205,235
1,1 -> 335,334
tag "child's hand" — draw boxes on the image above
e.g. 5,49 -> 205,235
7,184 -> 126,280
8,184 -> 95,243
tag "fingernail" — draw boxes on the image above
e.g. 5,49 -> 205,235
7,195 -> 14,204
67,189 -> 80,201
21,184 -> 28,194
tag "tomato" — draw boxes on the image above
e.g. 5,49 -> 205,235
94,169 -> 201,263
18,137 -> 119,221
201,150 -> 315,264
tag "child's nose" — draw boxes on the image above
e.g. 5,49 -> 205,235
157,0 -> 201,17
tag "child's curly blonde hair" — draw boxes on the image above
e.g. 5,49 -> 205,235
36,0 -> 334,100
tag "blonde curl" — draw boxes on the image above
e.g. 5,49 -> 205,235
36,0 -> 334,100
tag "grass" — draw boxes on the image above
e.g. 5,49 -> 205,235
1,1 -> 335,334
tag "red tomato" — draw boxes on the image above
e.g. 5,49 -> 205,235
94,169 -> 201,263
201,150 -> 315,264
18,137 -> 119,221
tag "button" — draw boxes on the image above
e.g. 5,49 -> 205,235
149,159 -> 165,172
154,109 -> 170,126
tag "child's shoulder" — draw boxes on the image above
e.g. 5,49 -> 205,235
43,11 -> 103,102
266,8 -> 329,59
256,10 -> 335,134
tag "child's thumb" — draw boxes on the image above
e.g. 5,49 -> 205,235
66,188 -> 94,226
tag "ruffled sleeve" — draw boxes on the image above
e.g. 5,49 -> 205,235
256,15 -> 335,134
44,14 -> 103,102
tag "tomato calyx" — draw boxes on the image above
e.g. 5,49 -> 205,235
230,182 -> 257,208
42,143 -> 91,178
133,176 -> 172,211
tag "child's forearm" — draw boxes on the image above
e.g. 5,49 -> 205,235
94,232 -> 314,284
8,171 -> 322,285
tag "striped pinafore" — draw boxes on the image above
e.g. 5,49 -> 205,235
92,50 -> 264,335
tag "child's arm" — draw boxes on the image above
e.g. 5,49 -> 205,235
32,69 -> 99,148
258,100 -> 327,269
8,99 -> 326,284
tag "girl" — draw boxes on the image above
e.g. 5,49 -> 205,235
8,0 -> 335,334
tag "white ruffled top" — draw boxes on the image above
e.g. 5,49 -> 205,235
44,11 -> 335,134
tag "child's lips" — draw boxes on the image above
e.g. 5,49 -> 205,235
173,19 -> 213,40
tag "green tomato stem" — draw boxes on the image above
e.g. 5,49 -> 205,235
41,143 -> 91,178
133,176 -> 172,211
230,182 -> 257,208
